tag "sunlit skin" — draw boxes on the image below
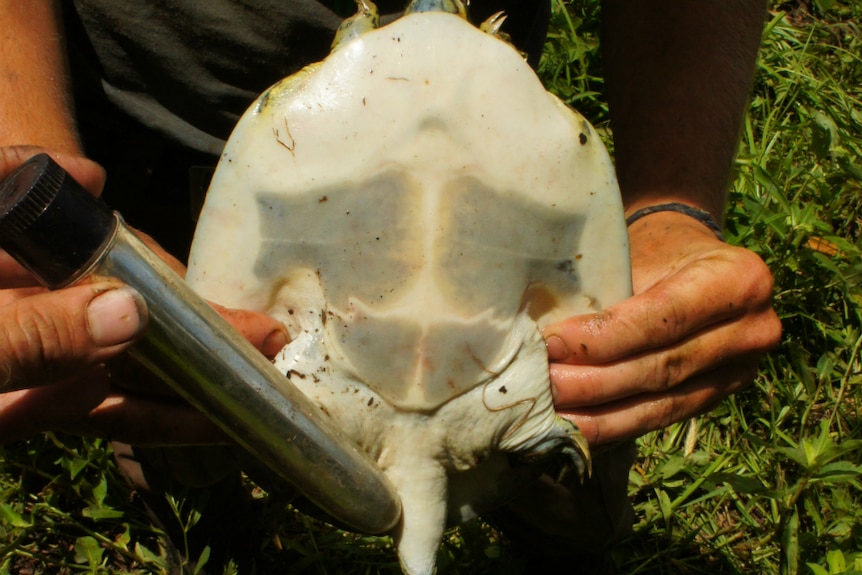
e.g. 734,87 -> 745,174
0,147 -> 285,445
547,212 -> 780,444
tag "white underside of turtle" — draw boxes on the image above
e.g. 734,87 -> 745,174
185,1 -> 631,573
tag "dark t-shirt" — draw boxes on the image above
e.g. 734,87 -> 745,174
63,0 -> 549,256
66,0 -> 548,153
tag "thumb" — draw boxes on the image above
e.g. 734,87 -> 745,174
0,283 -> 147,391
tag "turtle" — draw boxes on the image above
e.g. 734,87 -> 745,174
185,0 -> 632,572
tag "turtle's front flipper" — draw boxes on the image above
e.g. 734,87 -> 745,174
332,0 -> 380,50
479,11 -> 507,36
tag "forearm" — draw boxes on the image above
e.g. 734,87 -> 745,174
0,0 -> 80,153
602,0 -> 766,221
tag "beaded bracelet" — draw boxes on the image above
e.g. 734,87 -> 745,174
625,202 -> 725,241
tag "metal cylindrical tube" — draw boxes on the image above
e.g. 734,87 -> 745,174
0,154 -> 401,534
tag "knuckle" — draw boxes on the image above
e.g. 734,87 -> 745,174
16,304 -> 71,353
650,349 -> 687,392
735,249 -> 776,302
644,289 -> 688,345
650,354 -> 671,391
0,315 -> 36,388
1,301 -> 80,387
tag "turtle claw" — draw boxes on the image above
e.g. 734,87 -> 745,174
483,417 -> 592,512
478,10 -> 524,59
332,0 -> 380,50
512,416 -> 592,484
479,11 -> 507,36
555,415 -> 593,482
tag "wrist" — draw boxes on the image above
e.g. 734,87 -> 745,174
626,209 -> 727,263
625,202 -> 725,241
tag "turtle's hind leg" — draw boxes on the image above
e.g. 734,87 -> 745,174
513,416 -> 592,484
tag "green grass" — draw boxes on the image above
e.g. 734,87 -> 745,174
1,1 -> 860,573
617,1 -> 862,573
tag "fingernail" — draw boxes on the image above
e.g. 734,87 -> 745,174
546,335 -> 569,360
87,287 -> 146,347
262,327 -> 290,357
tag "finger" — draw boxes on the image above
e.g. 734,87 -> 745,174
65,392 -> 231,446
129,226 -> 188,276
550,305 -> 780,407
102,354 -> 180,398
212,303 -> 290,358
101,308 -> 288,400
543,245 -> 775,365
558,362 -> 755,445
0,367 -> 110,443
92,227 -> 289,358
0,282 -> 146,391
0,145 -> 106,195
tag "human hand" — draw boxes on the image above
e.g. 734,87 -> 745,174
0,147 -> 289,445
544,211 -> 782,445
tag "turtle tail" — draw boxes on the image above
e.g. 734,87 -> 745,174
386,459 -> 448,575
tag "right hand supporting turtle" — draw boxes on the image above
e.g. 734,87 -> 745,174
543,0 -> 781,445
544,211 -> 781,445
0,146 -> 289,445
